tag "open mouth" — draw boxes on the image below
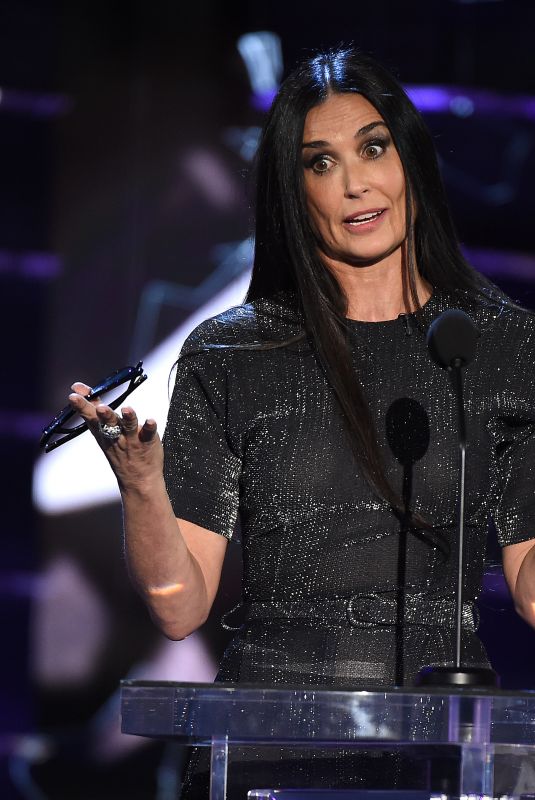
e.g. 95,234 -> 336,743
344,209 -> 385,226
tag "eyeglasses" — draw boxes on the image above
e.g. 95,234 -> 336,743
40,361 -> 148,453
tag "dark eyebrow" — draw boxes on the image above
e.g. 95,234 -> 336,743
356,120 -> 388,137
302,120 -> 388,149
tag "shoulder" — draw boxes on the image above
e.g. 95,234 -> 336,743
472,293 -> 535,349
179,292 -> 303,357
462,291 -> 535,385
430,286 -> 535,343
421,287 -> 535,371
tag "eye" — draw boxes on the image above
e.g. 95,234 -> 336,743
308,155 -> 334,175
362,137 -> 389,159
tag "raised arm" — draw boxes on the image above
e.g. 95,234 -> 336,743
69,384 -> 227,640
502,537 -> 535,629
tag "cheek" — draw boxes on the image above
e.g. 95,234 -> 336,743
393,167 -> 407,205
305,196 -> 339,250
306,196 -> 329,232
305,184 -> 337,229
387,173 -> 407,226
378,157 -> 406,206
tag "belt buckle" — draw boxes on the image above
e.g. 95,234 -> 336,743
346,594 -> 375,628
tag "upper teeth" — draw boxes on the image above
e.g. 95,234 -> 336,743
349,211 -> 382,223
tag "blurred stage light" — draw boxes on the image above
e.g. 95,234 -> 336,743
449,95 -> 475,118
237,31 -> 283,111
32,270 -> 252,514
407,85 -> 535,121
223,126 -> 262,162
0,87 -> 72,117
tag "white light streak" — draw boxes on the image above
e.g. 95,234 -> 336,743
33,270 -> 251,514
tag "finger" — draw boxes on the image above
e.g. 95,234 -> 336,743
95,403 -> 121,426
69,381 -> 106,422
139,418 -> 158,443
68,391 -> 99,420
120,407 -> 139,436
92,404 -> 125,446
71,382 -> 92,396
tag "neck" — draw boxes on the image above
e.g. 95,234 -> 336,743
325,252 -> 432,322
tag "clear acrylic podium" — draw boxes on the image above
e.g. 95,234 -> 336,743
120,681 -> 535,799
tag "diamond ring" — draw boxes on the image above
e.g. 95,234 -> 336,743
99,422 -> 122,441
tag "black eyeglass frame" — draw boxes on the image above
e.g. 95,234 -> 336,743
40,361 -> 148,453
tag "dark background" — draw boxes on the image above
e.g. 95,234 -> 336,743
2,1 -> 535,797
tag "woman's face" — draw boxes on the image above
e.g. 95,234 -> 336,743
302,92 -> 407,270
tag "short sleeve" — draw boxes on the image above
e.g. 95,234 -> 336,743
163,348 -> 242,539
491,419 -> 535,547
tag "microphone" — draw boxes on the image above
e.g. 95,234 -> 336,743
426,308 -> 478,371
426,309 -> 477,448
416,309 -> 498,688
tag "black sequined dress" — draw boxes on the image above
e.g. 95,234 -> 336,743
163,289 -> 535,795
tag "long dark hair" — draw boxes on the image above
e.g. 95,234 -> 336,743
246,46 -> 494,517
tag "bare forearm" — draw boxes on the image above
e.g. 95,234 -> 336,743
66,388 -> 218,639
121,478 -> 209,639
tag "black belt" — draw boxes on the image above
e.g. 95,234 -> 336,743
234,594 -> 478,632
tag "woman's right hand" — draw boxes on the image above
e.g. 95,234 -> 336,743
68,382 -> 163,494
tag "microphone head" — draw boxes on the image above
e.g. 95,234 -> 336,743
426,308 -> 478,368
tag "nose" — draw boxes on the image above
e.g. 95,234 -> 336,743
344,164 -> 369,198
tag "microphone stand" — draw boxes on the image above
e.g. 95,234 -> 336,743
452,358 -> 468,671
417,358 -> 498,688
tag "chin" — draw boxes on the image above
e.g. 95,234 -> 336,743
341,241 -> 405,267
340,251 -> 398,267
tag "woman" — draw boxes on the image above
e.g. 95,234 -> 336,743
70,47 -> 535,792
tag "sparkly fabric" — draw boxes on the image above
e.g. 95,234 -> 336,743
163,289 -> 535,796
164,288 -> 535,685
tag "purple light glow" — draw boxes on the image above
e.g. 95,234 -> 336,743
251,82 -> 535,122
251,89 -> 277,112
406,86 -> 453,113
0,411 -> 50,440
407,84 -> 535,121
0,87 -> 72,118
0,571 -> 41,598
0,251 -> 62,279
464,246 -> 535,280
